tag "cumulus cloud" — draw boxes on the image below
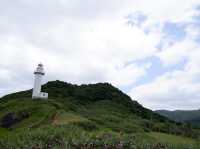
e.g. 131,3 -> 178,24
0,0 -> 200,110
129,38 -> 200,110
129,67 -> 200,110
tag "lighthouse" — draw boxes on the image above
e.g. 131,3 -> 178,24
32,63 -> 48,99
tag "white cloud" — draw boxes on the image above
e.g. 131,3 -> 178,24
156,39 -> 198,66
108,63 -> 151,87
0,0 -> 200,110
129,43 -> 200,110
0,19 -> 157,95
129,68 -> 200,110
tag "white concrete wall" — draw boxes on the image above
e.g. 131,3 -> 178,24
32,74 -> 42,98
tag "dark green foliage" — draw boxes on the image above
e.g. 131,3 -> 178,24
42,80 -> 169,122
72,120 -> 98,131
1,89 -> 32,101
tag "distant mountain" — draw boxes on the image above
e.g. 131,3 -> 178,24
156,110 -> 200,127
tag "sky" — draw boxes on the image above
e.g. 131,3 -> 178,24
0,0 -> 200,110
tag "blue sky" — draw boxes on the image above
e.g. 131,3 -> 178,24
0,0 -> 200,110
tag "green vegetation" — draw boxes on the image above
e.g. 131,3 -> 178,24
148,132 -> 198,145
0,80 -> 199,148
0,126 -> 199,149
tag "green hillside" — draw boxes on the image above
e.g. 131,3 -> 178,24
0,80 -> 199,149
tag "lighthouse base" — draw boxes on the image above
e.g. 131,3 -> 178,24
32,92 -> 48,99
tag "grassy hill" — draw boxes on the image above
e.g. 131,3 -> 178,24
156,110 -> 200,127
0,80 -> 199,148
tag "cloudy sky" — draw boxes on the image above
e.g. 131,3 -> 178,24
1,0 -> 200,110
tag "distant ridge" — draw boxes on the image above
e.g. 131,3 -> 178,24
156,109 -> 200,127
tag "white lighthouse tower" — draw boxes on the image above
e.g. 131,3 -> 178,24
32,63 -> 48,99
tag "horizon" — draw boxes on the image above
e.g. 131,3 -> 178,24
1,0 -> 200,110
1,79 -> 200,111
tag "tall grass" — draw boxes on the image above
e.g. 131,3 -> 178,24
0,125 -> 199,149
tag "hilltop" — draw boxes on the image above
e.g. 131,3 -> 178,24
0,80 -> 199,148
0,80 -> 169,132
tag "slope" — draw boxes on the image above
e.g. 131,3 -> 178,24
0,81 -> 199,148
0,80 -> 172,131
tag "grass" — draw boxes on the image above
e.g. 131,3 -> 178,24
52,110 -> 88,125
0,98 -> 199,148
148,132 -> 197,144
0,126 -> 199,149
0,128 -> 10,137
